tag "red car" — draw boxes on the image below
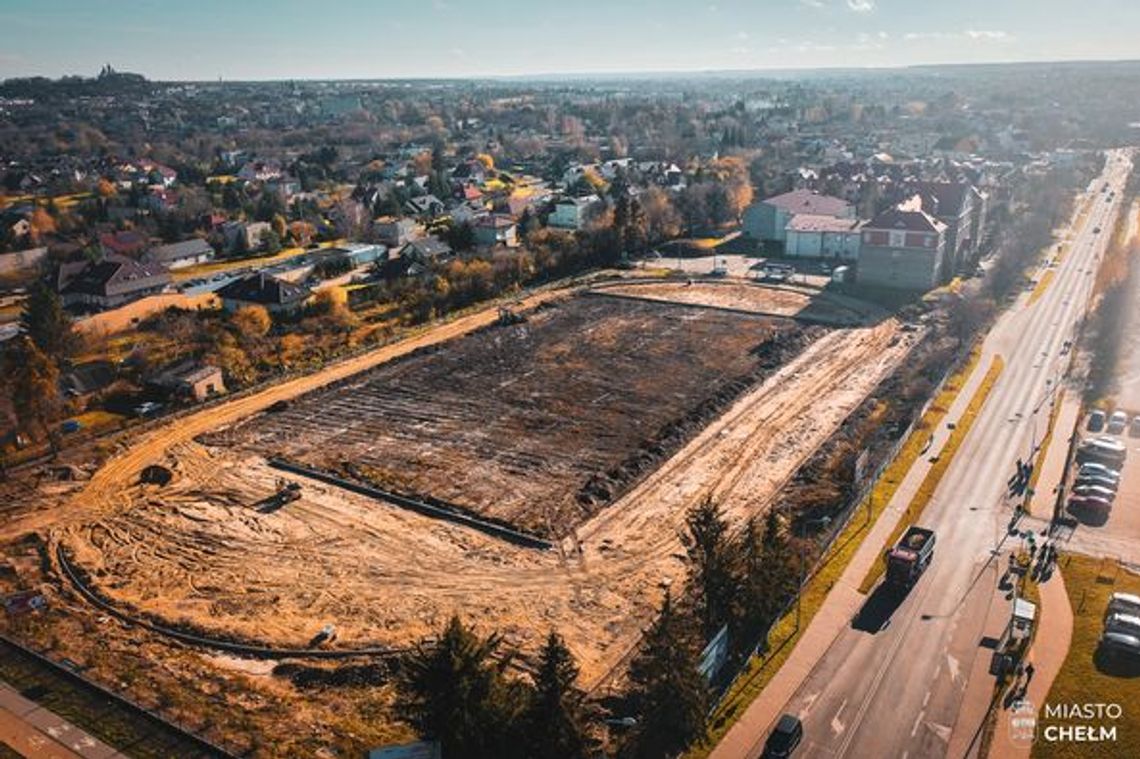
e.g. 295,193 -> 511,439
1069,495 -> 1112,513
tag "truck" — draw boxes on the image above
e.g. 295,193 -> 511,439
885,526 -> 936,589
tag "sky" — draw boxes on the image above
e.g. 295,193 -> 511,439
0,0 -> 1138,81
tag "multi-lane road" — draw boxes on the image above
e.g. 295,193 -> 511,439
745,149 -> 1133,759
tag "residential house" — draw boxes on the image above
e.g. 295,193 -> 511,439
221,221 -> 271,253
149,362 -> 226,402
784,215 -> 863,261
404,195 -> 445,219
743,190 -> 854,245
449,200 -> 491,226
905,181 -> 981,275
99,230 -> 151,258
473,215 -> 518,248
857,197 -> 947,291
216,272 -> 311,315
144,239 -> 215,270
399,236 -> 453,266
548,195 -> 600,231
373,216 -> 419,247
56,254 -> 171,310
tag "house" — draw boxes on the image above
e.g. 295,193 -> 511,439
144,239 -> 215,270
857,197 -> 947,291
399,236 -> 453,265
221,221 -> 271,253
149,362 -> 226,402
450,200 -> 491,226
56,254 -> 171,310
548,195 -> 600,231
742,190 -> 855,245
373,216 -> 419,247
473,215 -> 518,248
99,230 -> 151,258
905,181 -> 980,274
216,272 -> 311,315
404,194 -> 445,219
784,215 -> 863,261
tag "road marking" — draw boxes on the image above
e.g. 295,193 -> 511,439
929,722 -> 952,743
911,709 -> 925,737
947,653 -> 960,684
831,699 -> 847,736
922,690 -> 931,708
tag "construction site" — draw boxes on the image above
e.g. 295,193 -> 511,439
3,278 -> 919,752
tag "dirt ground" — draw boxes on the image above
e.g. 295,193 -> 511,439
591,279 -> 886,326
1,282 -> 917,753
209,295 -> 815,537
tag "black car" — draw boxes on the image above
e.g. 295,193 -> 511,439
762,714 -> 803,758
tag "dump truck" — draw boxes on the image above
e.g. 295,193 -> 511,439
885,526 -> 936,589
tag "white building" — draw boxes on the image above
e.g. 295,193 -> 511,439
784,215 -> 863,261
548,195 -> 600,231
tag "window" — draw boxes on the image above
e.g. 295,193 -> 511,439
889,230 -> 906,248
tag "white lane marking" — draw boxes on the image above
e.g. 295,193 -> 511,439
947,653 -> 960,685
831,698 -> 848,736
930,722 -> 952,743
911,709 -> 925,737
923,690 -> 931,708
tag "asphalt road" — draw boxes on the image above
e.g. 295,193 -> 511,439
762,150 -> 1133,759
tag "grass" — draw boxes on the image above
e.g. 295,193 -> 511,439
686,346 -> 986,757
1032,555 -> 1140,758
858,353 -> 1006,593
1029,270 -> 1057,306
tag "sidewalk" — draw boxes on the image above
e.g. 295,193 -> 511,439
710,349 -> 996,759
988,570 -> 1074,758
1028,391 -> 1081,521
0,682 -> 123,758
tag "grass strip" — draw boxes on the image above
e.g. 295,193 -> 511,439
1029,270 -> 1056,306
1032,556 -> 1140,758
687,346 -> 984,757
858,353 -> 1005,594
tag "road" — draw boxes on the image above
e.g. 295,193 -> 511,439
743,150 -> 1133,759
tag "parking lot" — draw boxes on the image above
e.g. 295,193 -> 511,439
1065,408 -> 1140,560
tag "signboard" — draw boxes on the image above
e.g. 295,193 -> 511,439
698,625 -> 729,682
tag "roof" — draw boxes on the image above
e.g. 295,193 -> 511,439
866,204 -> 946,235
557,194 -> 600,208
474,214 -> 515,229
145,239 -> 213,264
216,272 -> 310,306
909,181 -> 971,218
401,236 -> 453,260
99,230 -> 150,255
786,214 -> 862,234
762,189 -> 851,217
61,254 -> 170,297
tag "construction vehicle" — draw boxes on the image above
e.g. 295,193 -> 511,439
257,479 -> 302,512
885,526 -> 936,589
497,306 -> 527,326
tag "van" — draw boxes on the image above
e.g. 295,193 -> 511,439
1106,593 -> 1140,620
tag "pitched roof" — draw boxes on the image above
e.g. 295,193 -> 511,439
786,214 -> 862,234
866,205 -> 946,235
401,236 -> 453,260
61,254 -> 170,297
145,238 -> 214,265
216,272 -> 310,306
909,181 -> 971,218
762,189 -> 851,217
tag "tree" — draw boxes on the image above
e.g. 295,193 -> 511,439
20,281 -> 75,361
6,337 -> 62,442
398,615 -> 528,759
475,153 -> 495,171
231,305 -> 271,340
28,207 -> 56,244
641,187 -> 681,244
683,497 -> 741,638
525,631 -> 591,759
625,592 -> 709,758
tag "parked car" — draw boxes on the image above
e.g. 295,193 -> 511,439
1077,437 -> 1127,468
1076,473 -> 1120,492
1108,410 -> 1129,434
1131,416 -> 1140,438
1079,462 -> 1122,481
1105,612 -> 1140,637
1072,484 -> 1117,502
1100,630 -> 1140,658
1106,592 -> 1140,620
1088,409 -> 1107,432
1069,494 -> 1112,513
762,714 -> 803,758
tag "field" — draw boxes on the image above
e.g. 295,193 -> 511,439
3,281 -> 917,753
210,295 -> 817,537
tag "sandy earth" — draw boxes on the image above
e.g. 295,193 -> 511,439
34,285 -> 914,687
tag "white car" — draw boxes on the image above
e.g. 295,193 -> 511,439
1108,410 -> 1129,434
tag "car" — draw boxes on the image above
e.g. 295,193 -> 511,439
1093,226 -> 1101,234
1072,484 -> 1117,502
1100,630 -> 1140,658
1087,409 -> 1107,432
1078,462 -> 1121,481
1075,473 -> 1119,492
1069,494 -> 1112,513
1106,613 -> 1140,638
1108,410 -> 1129,434
1131,416 -> 1140,438
1077,437 -> 1127,467
762,714 -> 803,758
1106,593 -> 1140,621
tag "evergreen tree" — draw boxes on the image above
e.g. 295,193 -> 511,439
625,592 -> 709,759
525,631 -> 591,759
397,615 -> 528,759
683,497 -> 741,638
5,337 -> 62,442
20,280 -> 74,362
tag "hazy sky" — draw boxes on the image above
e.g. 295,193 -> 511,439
1,0 -> 1137,80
